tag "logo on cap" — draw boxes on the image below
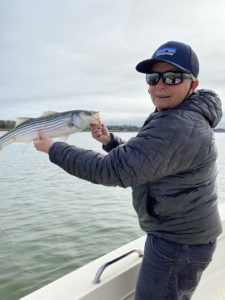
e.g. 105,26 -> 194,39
156,47 -> 176,57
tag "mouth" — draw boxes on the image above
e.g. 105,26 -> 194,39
155,95 -> 170,100
94,112 -> 101,124
156,95 -> 170,99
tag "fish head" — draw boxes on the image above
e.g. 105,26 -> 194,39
71,110 -> 101,128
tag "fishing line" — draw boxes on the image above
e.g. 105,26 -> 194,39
0,222 -> 35,274
0,153 -> 35,275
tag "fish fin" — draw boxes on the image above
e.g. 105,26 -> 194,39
16,117 -> 32,126
64,119 -> 75,128
41,111 -> 59,117
0,138 -> 16,151
57,135 -> 70,142
19,142 -> 30,153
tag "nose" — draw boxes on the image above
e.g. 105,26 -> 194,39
156,77 -> 166,88
148,76 -> 166,94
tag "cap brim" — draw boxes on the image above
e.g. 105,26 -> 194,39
136,58 -> 190,74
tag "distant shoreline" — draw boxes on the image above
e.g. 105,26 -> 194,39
1,128 -> 225,133
0,125 -> 141,132
214,129 -> 225,132
1,122 -> 225,133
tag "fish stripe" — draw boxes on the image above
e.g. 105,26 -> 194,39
0,121 -> 70,142
0,110 -> 99,150
0,121 -> 64,140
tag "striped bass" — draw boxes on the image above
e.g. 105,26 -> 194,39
0,110 -> 100,151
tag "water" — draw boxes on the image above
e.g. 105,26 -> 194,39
0,131 -> 225,300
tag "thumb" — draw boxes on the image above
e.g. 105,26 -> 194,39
37,131 -> 46,140
101,124 -> 109,134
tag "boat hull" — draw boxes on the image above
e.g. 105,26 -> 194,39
20,205 -> 225,300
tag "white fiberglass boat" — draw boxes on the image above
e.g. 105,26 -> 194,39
20,204 -> 225,300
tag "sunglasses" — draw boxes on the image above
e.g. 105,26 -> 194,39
146,71 -> 195,86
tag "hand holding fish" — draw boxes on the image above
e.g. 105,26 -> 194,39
33,131 -> 54,153
90,123 -> 111,146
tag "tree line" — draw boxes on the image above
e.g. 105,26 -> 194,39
0,120 -> 16,130
1,120 -> 224,132
106,125 -> 140,132
0,120 -> 140,132
83,125 -> 141,132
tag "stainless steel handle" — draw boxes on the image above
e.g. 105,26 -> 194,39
92,249 -> 143,284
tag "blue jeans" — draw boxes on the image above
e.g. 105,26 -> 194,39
135,234 -> 216,300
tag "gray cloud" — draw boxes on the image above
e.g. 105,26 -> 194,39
0,0 -> 225,125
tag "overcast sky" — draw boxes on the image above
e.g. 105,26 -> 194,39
1,0 -> 225,125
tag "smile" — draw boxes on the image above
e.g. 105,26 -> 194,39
156,95 -> 170,99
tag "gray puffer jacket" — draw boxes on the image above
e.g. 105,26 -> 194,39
49,89 -> 223,245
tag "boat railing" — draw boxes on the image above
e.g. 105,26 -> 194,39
92,248 -> 143,284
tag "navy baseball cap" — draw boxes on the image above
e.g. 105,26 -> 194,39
136,41 -> 199,78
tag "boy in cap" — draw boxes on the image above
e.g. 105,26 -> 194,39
34,41 -> 222,300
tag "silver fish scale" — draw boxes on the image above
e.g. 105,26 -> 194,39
0,115 -> 68,143
0,110 -> 97,149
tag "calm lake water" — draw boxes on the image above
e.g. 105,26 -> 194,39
0,131 -> 225,300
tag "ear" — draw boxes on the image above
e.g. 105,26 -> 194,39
191,79 -> 199,93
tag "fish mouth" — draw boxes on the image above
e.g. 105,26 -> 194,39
94,112 -> 101,124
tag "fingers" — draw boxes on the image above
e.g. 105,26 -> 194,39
90,124 -> 102,138
101,124 -> 109,135
33,131 -> 54,153
37,130 -> 47,140
90,123 -> 111,146
33,131 -> 45,142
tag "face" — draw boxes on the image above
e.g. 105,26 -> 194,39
148,62 -> 198,112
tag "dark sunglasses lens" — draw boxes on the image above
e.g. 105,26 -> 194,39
146,73 -> 160,85
163,72 -> 183,85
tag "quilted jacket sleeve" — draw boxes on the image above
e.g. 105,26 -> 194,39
102,133 -> 126,153
49,113 -> 207,188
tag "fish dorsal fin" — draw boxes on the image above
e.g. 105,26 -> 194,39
41,111 -> 59,117
16,117 -> 32,126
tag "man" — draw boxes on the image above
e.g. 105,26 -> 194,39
34,41 -> 222,300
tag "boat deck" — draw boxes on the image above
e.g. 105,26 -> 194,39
20,205 -> 225,300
